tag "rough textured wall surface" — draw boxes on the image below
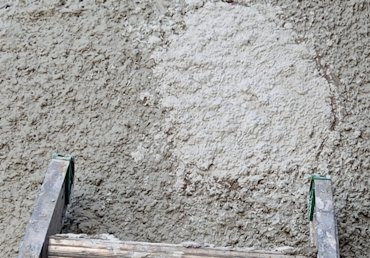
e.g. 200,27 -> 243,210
0,0 -> 183,256
152,4 -> 334,256
0,0 -> 368,257
267,1 -> 370,256
154,2 -> 332,180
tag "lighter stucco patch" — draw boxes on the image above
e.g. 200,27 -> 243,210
152,2 -> 332,185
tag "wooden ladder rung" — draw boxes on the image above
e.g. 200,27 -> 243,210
48,234 -> 307,258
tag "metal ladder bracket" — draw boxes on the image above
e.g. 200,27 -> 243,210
308,175 -> 340,258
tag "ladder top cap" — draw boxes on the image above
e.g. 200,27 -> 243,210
311,174 -> 331,181
52,153 -> 75,162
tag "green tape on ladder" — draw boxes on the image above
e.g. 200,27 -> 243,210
308,175 -> 331,221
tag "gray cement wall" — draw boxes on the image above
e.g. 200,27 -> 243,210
0,0 -> 368,257
270,1 -> 370,256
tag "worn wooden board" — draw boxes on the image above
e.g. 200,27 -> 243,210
48,234 -> 307,258
18,157 -> 73,258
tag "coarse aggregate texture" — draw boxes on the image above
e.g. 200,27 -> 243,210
1,0 -> 184,256
0,0 -> 368,257
152,4 -> 334,256
153,1 -> 333,182
265,1 -> 370,256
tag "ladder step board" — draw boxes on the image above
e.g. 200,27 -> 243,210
48,234 -> 307,258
